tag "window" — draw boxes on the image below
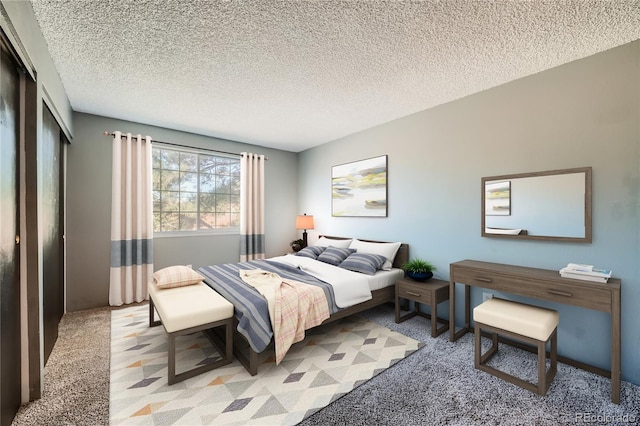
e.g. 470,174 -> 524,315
152,146 -> 240,233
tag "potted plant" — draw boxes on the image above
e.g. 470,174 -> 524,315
401,258 -> 436,282
290,239 -> 305,252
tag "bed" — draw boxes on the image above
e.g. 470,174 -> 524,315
198,236 -> 409,375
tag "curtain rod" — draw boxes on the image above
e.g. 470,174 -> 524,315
102,131 -> 268,160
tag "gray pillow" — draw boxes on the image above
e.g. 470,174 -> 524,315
295,246 -> 326,260
317,247 -> 356,266
339,253 -> 387,275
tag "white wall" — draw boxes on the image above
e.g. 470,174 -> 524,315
298,41 -> 640,385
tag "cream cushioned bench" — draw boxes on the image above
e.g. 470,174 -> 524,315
473,297 -> 559,396
149,281 -> 234,385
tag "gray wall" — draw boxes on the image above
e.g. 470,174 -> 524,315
67,113 -> 299,311
298,41 -> 640,385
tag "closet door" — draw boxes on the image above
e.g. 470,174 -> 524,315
0,43 -> 22,426
42,105 -> 64,364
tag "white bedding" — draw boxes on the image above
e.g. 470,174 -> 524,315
368,268 -> 404,291
270,255 -> 377,308
270,254 -> 402,306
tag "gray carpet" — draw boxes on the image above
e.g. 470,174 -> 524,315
302,304 -> 640,426
11,303 -> 640,425
11,306 -> 113,426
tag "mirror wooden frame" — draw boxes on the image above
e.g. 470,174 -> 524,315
481,167 -> 592,243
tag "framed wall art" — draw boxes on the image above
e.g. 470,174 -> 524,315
331,155 -> 387,217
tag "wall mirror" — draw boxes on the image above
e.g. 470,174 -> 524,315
481,167 -> 592,243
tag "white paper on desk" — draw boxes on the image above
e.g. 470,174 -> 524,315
566,263 -> 593,272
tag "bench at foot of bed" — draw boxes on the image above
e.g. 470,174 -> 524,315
149,281 -> 234,385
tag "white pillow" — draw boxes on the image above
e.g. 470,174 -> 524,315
348,239 -> 401,270
314,236 -> 353,248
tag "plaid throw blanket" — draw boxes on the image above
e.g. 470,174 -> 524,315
198,260 -> 338,354
239,269 -> 330,364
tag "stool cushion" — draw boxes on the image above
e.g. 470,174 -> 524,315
149,281 -> 233,333
474,298 -> 558,341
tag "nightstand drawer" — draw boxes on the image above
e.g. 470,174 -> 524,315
397,281 -> 433,304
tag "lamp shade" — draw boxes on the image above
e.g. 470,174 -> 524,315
296,214 -> 315,230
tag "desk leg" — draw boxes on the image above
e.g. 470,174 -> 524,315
449,279 -> 471,342
464,284 -> 470,331
612,286 -> 621,404
431,294 -> 437,338
449,279 -> 456,341
395,284 -> 400,323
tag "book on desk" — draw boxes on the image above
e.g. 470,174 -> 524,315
559,263 -> 612,283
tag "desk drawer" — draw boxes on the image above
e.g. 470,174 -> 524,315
453,268 -> 612,311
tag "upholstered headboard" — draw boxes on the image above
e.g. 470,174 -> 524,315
318,235 -> 409,269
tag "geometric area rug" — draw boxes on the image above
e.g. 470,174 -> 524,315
110,304 -> 424,425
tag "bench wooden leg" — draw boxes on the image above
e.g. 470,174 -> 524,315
205,321 -> 262,376
149,297 -> 161,327
168,331 -> 177,384
167,318 -> 234,385
226,317 -> 234,362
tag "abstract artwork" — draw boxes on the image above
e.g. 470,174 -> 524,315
332,155 -> 387,217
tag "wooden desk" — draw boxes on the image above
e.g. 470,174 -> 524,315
449,259 -> 621,404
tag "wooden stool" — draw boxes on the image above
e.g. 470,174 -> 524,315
473,298 -> 559,395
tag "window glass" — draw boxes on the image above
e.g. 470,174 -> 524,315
152,146 -> 240,233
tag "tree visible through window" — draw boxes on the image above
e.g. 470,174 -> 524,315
152,146 -> 240,233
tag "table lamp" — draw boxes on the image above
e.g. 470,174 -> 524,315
295,214 -> 315,248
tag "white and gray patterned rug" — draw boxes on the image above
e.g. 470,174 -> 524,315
109,304 -> 423,425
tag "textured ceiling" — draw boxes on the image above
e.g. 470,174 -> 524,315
30,1 -> 640,152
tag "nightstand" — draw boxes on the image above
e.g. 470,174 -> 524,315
395,277 -> 450,337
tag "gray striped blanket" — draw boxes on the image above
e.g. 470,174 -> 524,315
198,260 -> 338,353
